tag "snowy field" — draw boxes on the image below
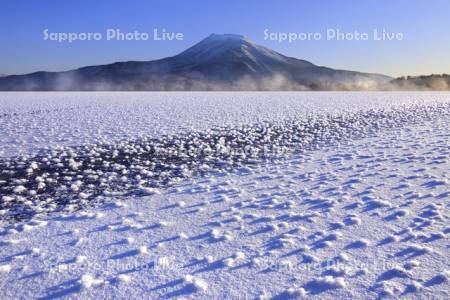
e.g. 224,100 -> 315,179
1,92 -> 450,158
0,92 -> 449,299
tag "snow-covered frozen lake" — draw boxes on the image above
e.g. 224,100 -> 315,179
1,92 -> 449,157
0,92 -> 449,299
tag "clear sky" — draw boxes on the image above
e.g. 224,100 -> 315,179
1,0 -> 450,77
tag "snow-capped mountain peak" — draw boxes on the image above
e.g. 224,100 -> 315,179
176,33 -> 261,60
173,33 -> 311,76
205,33 -> 249,41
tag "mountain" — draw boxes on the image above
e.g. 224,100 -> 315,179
0,34 -> 391,91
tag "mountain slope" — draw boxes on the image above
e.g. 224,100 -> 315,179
0,34 -> 391,91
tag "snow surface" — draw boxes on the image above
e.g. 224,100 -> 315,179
1,92 -> 449,157
0,92 -> 449,299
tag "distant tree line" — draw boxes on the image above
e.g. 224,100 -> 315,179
390,74 -> 450,90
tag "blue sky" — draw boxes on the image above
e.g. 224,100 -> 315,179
1,0 -> 450,77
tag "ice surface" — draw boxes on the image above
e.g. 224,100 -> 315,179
0,92 -> 449,299
1,92 -> 449,157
